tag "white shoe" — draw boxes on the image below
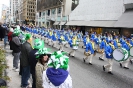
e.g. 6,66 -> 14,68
12,67 -> 16,70
15,69 -> 19,72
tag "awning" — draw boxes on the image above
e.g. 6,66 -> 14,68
53,22 -> 59,25
114,10 -> 133,28
65,21 -> 87,26
59,22 -> 66,25
66,21 -> 116,27
85,21 -> 117,27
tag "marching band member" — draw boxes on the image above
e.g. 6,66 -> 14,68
68,36 -> 79,57
51,31 -> 57,48
99,38 -> 107,61
103,40 -> 115,75
113,36 -> 119,49
58,33 -> 66,51
47,30 -> 53,46
120,39 -> 131,69
64,33 -> 70,48
83,38 -> 96,65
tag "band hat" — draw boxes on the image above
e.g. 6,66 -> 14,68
33,39 -> 44,49
25,33 -> 32,40
47,51 -> 69,70
109,40 -> 114,43
35,48 -> 51,59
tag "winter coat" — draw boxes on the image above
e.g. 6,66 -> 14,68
11,35 -> 21,53
20,41 -> 32,67
29,49 -> 38,75
36,62 -> 47,88
43,68 -> 72,88
0,26 -> 5,38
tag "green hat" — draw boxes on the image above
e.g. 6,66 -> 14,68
34,39 -> 44,49
13,28 -> 20,36
35,48 -> 51,59
25,33 -> 32,40
48,51 -> 69,70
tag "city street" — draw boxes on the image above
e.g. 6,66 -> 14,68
3,40 -> 133,88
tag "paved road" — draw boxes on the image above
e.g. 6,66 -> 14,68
44,40 -> 133,88
2,39 -> 133,88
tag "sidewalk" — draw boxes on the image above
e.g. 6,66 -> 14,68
0,41 -> 31,88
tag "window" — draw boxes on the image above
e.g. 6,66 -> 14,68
58,8 -> 61,14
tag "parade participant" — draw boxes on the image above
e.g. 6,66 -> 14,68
103,40 -> 115,75
35,48 -> 51,88
59,33 -> 66,52
113,36 -> 120,49
68,36 -> 79,57
99,38 -> 107,61
119,39 -> 132,69
51,31 -> 58,48
20,33 -> 33,88
42,51 -> 72,88
83,38 -> 96,65
47,30 -> 53,46
29,39 -> 44,88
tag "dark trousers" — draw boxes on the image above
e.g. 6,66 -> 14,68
32,74 -> 36,88
21,66 -> 30,87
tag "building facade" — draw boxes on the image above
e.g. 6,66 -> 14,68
36,0 -> 79,28
19,0 -> 36,25
10,0 -> 19,23
66,0 -> 133,36
1,4 -> 10,24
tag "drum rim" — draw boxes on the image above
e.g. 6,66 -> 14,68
113,48 -> 125,62
130,47 -> 133,57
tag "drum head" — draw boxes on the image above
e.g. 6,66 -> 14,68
130,47 -> 133,57
113,49 -> 124,62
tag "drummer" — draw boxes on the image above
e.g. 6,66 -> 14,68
119,39 -> 131,69
83,38 -> 96,65
103,40 -> 115,75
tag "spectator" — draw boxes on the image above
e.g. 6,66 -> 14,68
35,48 -> 51,88
0,23 -> 5,41
8,28 -> 14,50
11,28 -> 21,72
29,39 -> 44,88
43,51 -> 72,88
20,33 -> 32,88
3,26 -> 9,48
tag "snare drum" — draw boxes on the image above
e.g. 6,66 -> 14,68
72,45 -> 78,50
113,48 -> 129,62
130,47 -> 133,57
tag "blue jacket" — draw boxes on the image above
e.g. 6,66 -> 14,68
52,34 -> 57,41
105,45 -> 113,59
113,40 -> 118,49
100,41 -> 106,49
85,42 -> 95,54
122,43 -> 130,51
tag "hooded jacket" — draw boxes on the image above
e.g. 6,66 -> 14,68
43,68 -> 72,88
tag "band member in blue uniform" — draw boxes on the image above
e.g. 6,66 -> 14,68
120,39 -> 131,69
99,38 -> 107,61
103,40 -> 115,75
83,38 -> 96,65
